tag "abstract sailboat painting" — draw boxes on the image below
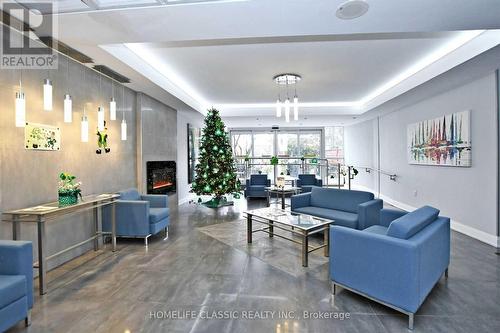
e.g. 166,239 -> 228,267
408,111 -> 471,167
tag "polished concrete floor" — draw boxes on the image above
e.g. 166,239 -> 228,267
8,198 -> 500,333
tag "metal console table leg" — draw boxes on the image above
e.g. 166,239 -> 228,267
247,214 -> 253,243
37,216 -> 47,295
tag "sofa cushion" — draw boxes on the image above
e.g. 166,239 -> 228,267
300,185 -> 321,193
250,175 -> 268,185
299,174 -> 317,185
363,225 -> 388,235
0,275 -> 26,309
387,206 -> 440,239
119,188 -> 141,201
149,208 -> 170,224
310,187 -> 374,213
249,185 -> 266,191
293,207 -> 358,229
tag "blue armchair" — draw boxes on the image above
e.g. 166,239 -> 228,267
103,188 -> 170,246
330,206 -> 450,329
244,175 -> 271,198
297,174 -> 322,192
0,240 -> 33,332
291,187 -> 382,229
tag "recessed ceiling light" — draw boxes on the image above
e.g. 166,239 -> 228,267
336,0 -> 369,20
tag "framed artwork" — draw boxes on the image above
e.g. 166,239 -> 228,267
25,123 -> 61,151
407,110 -> 471,167
187,123 -> 201,184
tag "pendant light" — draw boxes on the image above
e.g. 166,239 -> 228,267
121,85 -> 127,141
81,68 -> 88,142
276,95 -> 282,117
81,106 -> 89,142
284,98 -> 290,123
15,79 -> 26,127
97,106 -> 105,131
97,74 -> 105,131
63,57 -> 72,122
110,81 -> 116,120
293,86 -> 299,121
43,78 -> 52,111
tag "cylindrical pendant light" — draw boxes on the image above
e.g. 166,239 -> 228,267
276,96 -> 282,117
15,91 -> 26,127
81,106 -> 88,142
121,119 -> 127,141
43,78 -> 52,111
97,106 -> 105,131
109,97 -> 116,120
121,85 -> 127,141
284,98 -> 290,123
293,95 -> 299,121
64,94 -> 72,123
64,57 -> 72,122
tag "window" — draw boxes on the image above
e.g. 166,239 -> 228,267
232,132 -> 252,157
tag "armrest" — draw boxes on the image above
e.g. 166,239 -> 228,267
291,192 -> 311,210
115,200 -> 150,236
379,208 -> 407,227
330,226 -> 419,312
316,179 -> 323,187
0,240 -> 33,308
357,199 -> 383,229
141,194 -> 168,208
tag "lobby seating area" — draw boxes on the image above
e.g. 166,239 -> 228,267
1,1 -> 500,332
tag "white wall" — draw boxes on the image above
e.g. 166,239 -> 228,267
345,73 -> 499,247
176,110 -> 205,205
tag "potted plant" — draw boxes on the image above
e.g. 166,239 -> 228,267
58,172 -> 82,206
270,156 -> 279,165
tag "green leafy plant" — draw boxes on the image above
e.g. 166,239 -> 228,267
270,156 -> 279,165
58,172 -> 82,199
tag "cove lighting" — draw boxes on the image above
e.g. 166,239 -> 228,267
125,43 -> 207,110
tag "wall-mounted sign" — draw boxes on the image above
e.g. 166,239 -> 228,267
24,122 -> 60,151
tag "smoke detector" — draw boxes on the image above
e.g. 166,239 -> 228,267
336,0 -> 369,20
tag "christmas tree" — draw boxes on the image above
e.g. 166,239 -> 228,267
192,108 -> 241,208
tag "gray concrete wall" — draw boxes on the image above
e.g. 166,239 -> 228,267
0,54 -> 137,269
137,93 -> 178,204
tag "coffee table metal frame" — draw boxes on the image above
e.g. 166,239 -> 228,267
245,208 -> 334,267
265,186 -> 301,210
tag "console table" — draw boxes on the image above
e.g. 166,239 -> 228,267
2,194 -> 119,295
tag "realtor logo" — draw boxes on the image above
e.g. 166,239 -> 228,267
1,1 -> 58,69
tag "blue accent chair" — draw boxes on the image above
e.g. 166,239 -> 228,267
103,188 -> 170,246
330,206 -> 450,329
0,240 -> 33,332
297,174 -> 322,192
291,187 -> 382,229
244,175 -> 271,198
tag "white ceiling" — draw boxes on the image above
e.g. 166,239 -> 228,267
27,0 -> 500,117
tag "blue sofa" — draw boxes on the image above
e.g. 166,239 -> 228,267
244,175 -> 271,198
0,240 -> 33,332
291,187 -> 382,229
330,206 -> 450,329
297,174 -> 322,192
103,188 -> 170,246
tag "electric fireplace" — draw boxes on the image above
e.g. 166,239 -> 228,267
146,161 -> 176,194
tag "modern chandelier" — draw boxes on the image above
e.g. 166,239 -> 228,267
274,74 -> 301,122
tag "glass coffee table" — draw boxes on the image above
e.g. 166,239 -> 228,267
245,207 -> 334,267
265,186 -> 301,209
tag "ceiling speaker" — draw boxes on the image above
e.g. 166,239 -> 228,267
336,0 -> 369,20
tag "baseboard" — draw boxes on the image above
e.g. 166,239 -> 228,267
351,184 -> 500,248
178,194 -> 195,206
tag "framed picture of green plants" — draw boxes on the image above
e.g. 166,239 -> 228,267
24,122 -> 61,151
